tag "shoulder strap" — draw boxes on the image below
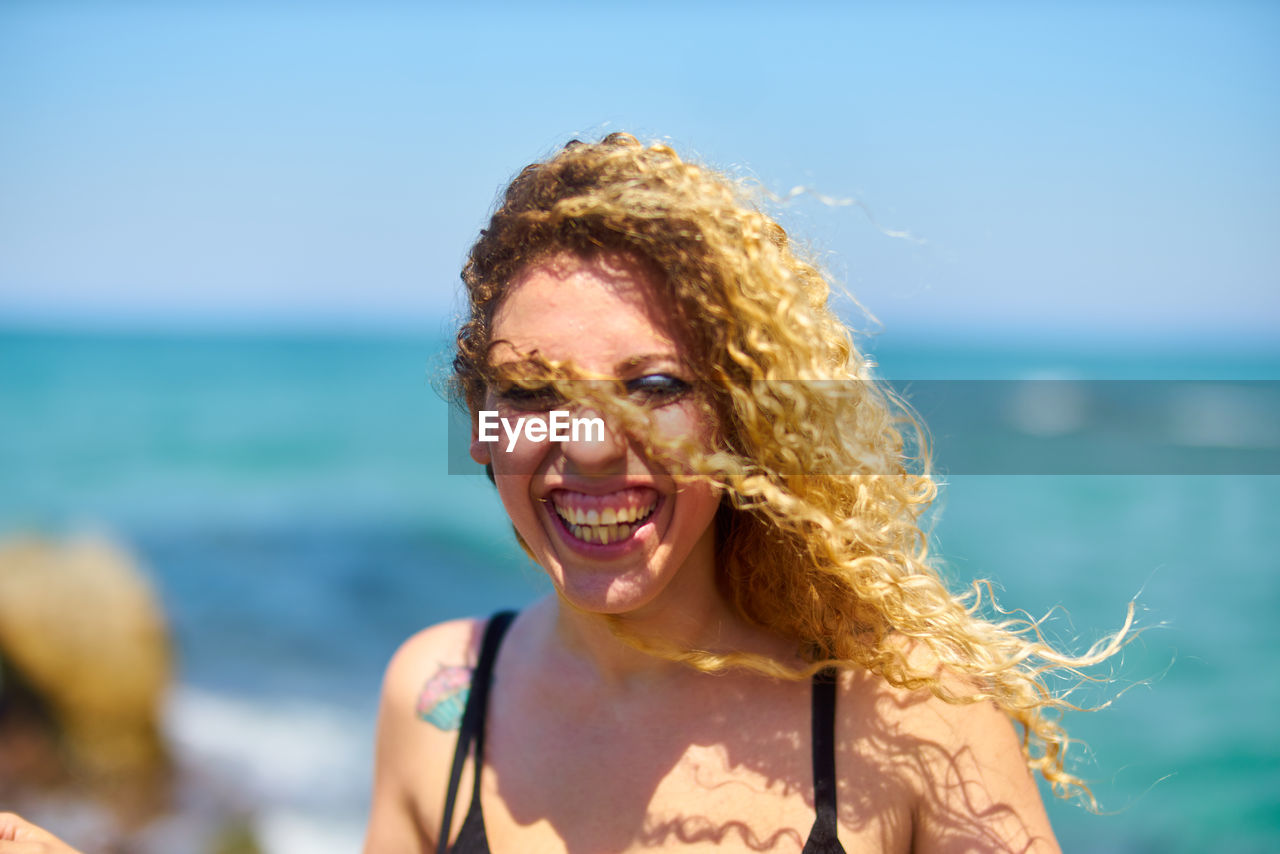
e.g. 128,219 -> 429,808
803,666 -> 844,853
437,611 -> 517,854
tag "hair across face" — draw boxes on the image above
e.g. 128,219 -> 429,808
454,132 -> 924,619
459,135 -> 848,403
455,133 -> 907,479
454,133 -> 1129,800
470,250 -> 722,615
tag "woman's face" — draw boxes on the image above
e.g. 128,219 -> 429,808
470,251 -> 722,615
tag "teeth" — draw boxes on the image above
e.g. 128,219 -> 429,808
554,502 -> 654,524
564,520 -> 638,546
553,498 -> 658,546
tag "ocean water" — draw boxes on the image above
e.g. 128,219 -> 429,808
1,329 -> 1277,853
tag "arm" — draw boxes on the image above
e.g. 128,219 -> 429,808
363,647 -> 431,854
0,813 -> 83,854
362,619 -> 484,854
909,698 -> 1061,854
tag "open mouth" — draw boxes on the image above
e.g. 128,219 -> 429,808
548,488 -> 659,546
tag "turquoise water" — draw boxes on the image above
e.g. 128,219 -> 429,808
2,329 -> 1278,852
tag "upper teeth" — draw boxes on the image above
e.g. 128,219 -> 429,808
555,504 -> 653,526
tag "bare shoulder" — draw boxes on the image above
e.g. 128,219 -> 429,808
363,617 -> 487,854
376,616 -> 490,761
382,617 -> 487,707
840,656 -> 1062,854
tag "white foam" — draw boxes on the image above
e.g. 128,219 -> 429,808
255,808 -> 368,854
164,684 -> 373,853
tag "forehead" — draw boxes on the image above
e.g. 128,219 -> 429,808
489,252 -> 684,371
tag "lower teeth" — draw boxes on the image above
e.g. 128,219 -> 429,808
569,522 -> 634,545
558,507 -> 654,545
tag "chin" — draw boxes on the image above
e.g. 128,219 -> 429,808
549,564 -> 668,616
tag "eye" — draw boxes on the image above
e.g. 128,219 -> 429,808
624,374 -> 690,406
494,384 -> 564,412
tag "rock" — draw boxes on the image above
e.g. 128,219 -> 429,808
0,534 -> 172,799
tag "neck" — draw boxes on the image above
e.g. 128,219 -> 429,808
538,558 -> 793,690
551,601 -> 725,685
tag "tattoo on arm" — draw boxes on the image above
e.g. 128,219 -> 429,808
415,664 -> 472,731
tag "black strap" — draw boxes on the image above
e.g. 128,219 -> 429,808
437,611 -> 517,854
802,667 -> 844,853
437,617 -> 841,853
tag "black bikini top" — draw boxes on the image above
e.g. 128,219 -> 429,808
439,611 -> 846,853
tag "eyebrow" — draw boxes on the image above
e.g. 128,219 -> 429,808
487,351 -> 682,376
616,354 -> 683,373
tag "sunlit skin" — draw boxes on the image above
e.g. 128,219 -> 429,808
359,251 -> 1061,854
0,251 -> 1061,854
0,812 -> 77,853
470,251 -> 727,629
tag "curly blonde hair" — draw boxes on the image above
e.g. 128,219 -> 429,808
453,132 -> 1131,801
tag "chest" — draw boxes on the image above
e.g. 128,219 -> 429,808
438,678 -> 915,854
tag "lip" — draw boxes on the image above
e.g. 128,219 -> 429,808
542,489 -> 665,558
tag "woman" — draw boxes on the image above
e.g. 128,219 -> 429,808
363,134 -> 1127,854
0,134 -> 1123,854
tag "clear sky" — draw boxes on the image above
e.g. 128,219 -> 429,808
1,1 -> 1277,342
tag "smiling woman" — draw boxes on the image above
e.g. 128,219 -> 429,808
355,133 -> 1132,854
471,251 -> 723,615
0,134 -> 1132,854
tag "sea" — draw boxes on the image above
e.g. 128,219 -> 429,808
1,328 -> 1277,853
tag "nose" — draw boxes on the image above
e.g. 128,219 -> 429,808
559,408 -> 628,475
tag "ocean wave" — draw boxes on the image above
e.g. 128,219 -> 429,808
165,685 -> 371,854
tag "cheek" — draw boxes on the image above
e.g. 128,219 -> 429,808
688,480 -> 724,518
493,474 -> 544,544
648,403 -> 718,473
669,476 -> 723,544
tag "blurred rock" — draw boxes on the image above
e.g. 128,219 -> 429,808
0,534 -> 171,818
0,533 -> 265,853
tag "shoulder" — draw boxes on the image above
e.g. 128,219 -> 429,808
363,617 -> 488,854
375,616 -> 497,762
381,617 -> 488,707
836,657 -> 1061,854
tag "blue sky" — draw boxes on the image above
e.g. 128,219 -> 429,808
1,2 -> 1277,342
